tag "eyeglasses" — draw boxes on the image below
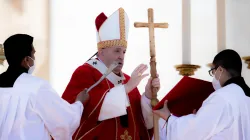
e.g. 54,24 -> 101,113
208,66 -> 218,77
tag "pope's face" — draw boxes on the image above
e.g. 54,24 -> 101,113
100,46 -> 126,74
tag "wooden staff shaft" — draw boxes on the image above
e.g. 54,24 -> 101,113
148,9 -> 158,102
148,8 -> 160,140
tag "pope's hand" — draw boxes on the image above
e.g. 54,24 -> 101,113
76,88 -> 90,106
145,74 -> 160,99
125,64 -> 149,93
153,100 -> 171,120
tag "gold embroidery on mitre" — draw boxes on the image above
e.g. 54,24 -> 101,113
120,130 -> 132,140
97,8 -> 127,50
97,39 -> 127,50
119,8 -> 126,40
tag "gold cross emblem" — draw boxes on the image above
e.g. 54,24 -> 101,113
120,130 -> 132,140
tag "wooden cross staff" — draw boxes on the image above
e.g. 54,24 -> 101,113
134,8 -> 168,140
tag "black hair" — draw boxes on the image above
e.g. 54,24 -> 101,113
212,49 -> 242,77
3,34 -> 33,66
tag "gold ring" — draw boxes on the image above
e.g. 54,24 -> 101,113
138,73 -> 142,76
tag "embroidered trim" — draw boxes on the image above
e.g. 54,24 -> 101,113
78,122 -> 103,140
119,8 -> 126,40
129,95 -> 150,140
129,106 -> 136,140
97,39 -> 127,50
88,90 -> 109,118
120,130 -> 132,140
74,89 -> 109,140
115,118 -> 118,140
138,97 -> 151,139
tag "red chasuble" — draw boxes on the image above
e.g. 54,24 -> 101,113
154,76 -> 215,117
62,59 -> 152,140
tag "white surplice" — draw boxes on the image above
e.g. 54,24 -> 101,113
0,73 -> 83,140
157,83 -> 250,140
87,59 -> 153,129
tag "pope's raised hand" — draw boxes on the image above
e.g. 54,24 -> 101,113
124,64 -> 149,93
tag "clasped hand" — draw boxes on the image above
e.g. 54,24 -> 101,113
153,100 -> 171,120
144,74 -> 160,99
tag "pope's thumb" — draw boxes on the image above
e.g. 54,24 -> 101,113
164,100 -> 168,108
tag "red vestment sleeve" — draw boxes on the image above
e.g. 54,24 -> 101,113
153,76 -> 215,117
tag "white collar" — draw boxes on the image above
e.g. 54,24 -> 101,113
86,59 -> 125,85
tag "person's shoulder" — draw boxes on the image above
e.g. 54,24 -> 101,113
216,84 -> 243,96
14,73 -> 50,93
73,63 -> 95,75
19,73 -> 44,83
223,83 -> 242,91
205,86 -> 233,105
220,83 -> 247,102
24,73 -> 48,86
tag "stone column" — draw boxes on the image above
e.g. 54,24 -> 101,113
226,0 -> 250,85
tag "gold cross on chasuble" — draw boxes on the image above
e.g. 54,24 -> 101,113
120,130 -> 132,140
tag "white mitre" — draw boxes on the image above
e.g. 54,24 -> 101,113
95,7 -> 130,50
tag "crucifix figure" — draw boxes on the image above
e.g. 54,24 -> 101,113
134,8 -> 168,140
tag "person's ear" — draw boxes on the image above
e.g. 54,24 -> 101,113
99,48 -> 105,56
26,56 -> 31,63
21,56 -> 29,68
218,66 -> 224,72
